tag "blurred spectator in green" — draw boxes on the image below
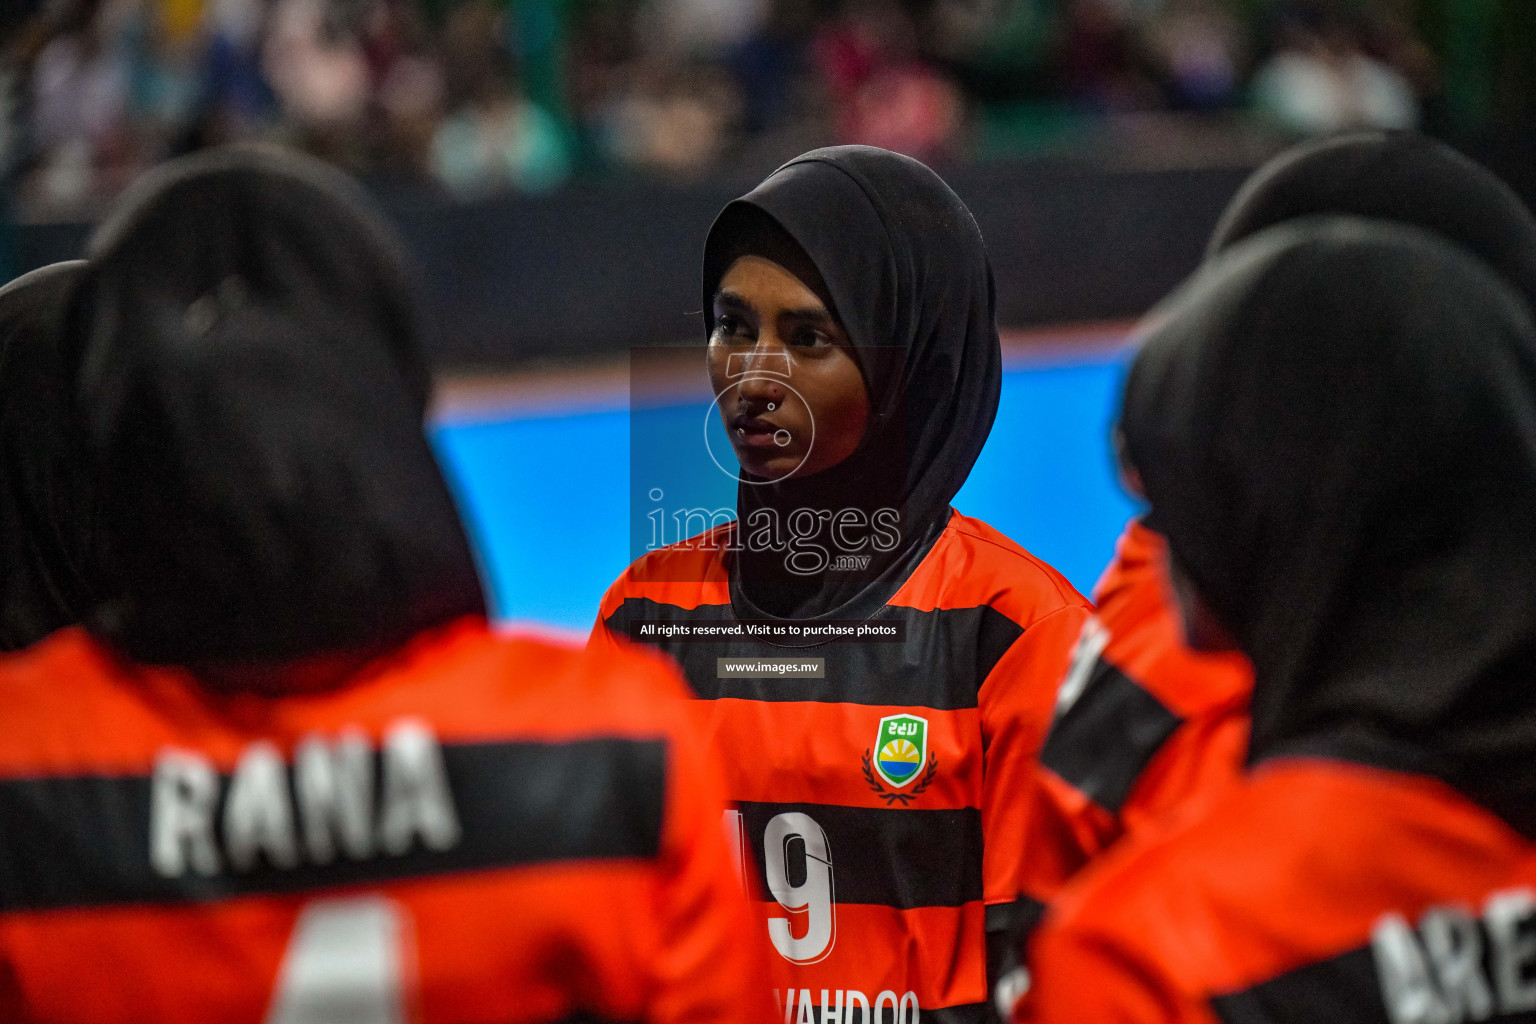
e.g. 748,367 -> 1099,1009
432,0 -> 570,192
5,0 -> 1532,204
432,77 -> 569,192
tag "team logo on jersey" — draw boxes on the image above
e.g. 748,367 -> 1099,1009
862,714 -> 937,805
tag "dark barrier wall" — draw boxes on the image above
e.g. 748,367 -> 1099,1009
13,159 -> 1257,368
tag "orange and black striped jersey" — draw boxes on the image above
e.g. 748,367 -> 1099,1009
0,617 -> 774,1024
1019,757 -> 1536,1024
592,510 -> 1091,1022
1017,520 -> 1251,923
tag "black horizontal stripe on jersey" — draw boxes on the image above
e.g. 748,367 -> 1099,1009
1209,945 -> 1391,1024
0,738 -> 665,913
986,894 -> 1046,1006
607,597 -> 1022,711
985,893 -> 1047,971
1039,655 -> 1181,814
879,1004 -> 988,1024
921,1003 -> 988,1024
738,801 -> 982,909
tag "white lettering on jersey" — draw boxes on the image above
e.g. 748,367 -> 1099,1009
1485,890 -> 1536,1014
148,720 -> 461,878
378,719 -> 462,855
1373,887 -> 1536,1024
1422,905 -> 1494,1021
225,741 -> 301,872
1055,616 -> 1109,719
150,749 -> 222,878
776,989 -> 914,1024
295,730 -> 375,864
264,896 -> 410,1024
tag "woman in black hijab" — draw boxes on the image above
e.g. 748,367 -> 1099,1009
67,145 -> 485,669
0,147 -> 776,1022
596,146 -> 1091,1019
1006,133 -> 1536,977
1209,129 -> 1536,309
0,260 -> 92,651
1021,216 -> 1536,1023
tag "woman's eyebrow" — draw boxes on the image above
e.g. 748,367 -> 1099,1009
779,306 -> 836,324
714,290 -> 838,327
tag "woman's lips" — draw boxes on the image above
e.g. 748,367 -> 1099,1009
732,415 -> 793,449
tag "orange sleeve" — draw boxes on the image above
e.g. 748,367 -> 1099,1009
1016,765 -> 1120,903
1117,700 -> 1249,841
1013,598 -> 1249,912
980,603 -> 1093,910
635,655 -> 778,1024
1014,701 -> 1247,910
1018,920 -> 1221,1024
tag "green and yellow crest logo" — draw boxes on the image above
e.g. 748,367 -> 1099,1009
860,713 -> 938,806
873,714 -> 927,788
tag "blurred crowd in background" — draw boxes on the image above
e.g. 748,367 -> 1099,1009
0,0 -> 1532,214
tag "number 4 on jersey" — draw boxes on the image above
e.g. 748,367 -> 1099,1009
265,896 -> 413,1024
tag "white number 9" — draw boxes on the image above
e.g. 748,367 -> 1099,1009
763,811 -> 836,964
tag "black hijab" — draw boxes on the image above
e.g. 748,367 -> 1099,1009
1122,217 -> 1536,837
1209,130 -> 1536,310
701,146 -> 1002,620
0,261 -> 91,650
67,146 -> 485,666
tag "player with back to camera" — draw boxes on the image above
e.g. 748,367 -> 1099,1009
1018,215 -> 1536,1023
1002,131 -> 1536,1013
0,147 -> 774,1024
592,145 -> 1092,1021
0,261 -> 93,651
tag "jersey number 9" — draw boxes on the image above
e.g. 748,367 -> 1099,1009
764,811 -> 836,963
724,809 -> 838,964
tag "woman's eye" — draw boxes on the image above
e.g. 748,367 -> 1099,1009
713,314 -> 751,341
790,328 -> 831,348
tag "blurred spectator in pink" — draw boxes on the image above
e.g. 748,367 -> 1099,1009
813,0 -> 962,160
363,0 -> 446,177
262,0 -> 371,163
1055,0 -> 1160,111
